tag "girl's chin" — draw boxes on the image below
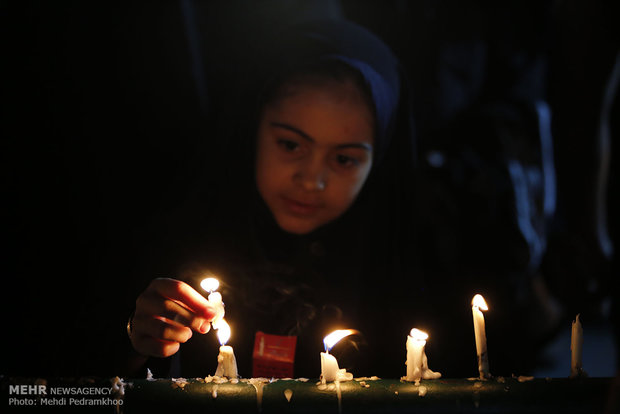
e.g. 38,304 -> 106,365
279,222 -> 318,235
275,216 -> 323,235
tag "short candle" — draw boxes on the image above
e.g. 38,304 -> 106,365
405,328 -> 441,384
320,329 -> 354,383
214,319 -> 238,379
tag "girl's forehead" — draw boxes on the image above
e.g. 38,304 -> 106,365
261,84 -> 375,148
268,79 -> 375,121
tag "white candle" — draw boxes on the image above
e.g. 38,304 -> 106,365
215,345 -> 238,378
472,294 -> 491,379
214,319 -> 238,378
201,277 -> 225,330
421,350 -> 441,380
320,330 -> 354,383
406,328 -> 426,384
208,291 -> 225,330
570,314 -> 584,378
405,328 -> 441,384
320,351 -> 340,382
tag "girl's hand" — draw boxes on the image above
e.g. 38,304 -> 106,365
129,278 -> 215,357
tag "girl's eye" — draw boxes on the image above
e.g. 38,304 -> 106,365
335,154 -> 360,168
277,139 -> 300,153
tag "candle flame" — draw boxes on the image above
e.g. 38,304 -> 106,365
217,319 -> 231,346
200,277 -> 220,293
323,329 -> 354,352
409,328 -> 429,341
472,294 -> 488,311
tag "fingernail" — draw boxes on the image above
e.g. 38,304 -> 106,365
200,320 -> 211,334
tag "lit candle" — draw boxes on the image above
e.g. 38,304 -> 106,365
405,328 -> 426,384
472,294 -> 491,379
405,328 -> 441,385
214,319 -> 238,379
320,352 -> 340,383
570,314 -> 584,378
320,330 -> 354,383
201,277 -> 225,330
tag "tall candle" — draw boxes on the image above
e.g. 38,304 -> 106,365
214,319 -> 238,378
405,328 -> 441,384
570,314 -> 584,378
472,294 -> 491,379
201,277 -> 225,330
208,291 -> 225,330
320,330 -> 354,383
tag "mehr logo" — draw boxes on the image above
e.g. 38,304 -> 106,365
9,385 -> 47,395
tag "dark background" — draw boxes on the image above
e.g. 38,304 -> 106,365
2,0 -> 618,377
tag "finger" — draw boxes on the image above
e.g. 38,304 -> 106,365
149,278 -> 216,320
131,334 -> 180,358
133,315 -> 193,344
136,287 -> 210,334
137,292 -> 208,332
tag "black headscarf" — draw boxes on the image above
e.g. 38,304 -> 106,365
251,19 -> 403,160
206,18 -> 417,257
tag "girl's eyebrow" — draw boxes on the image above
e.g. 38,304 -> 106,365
270,122 -> 373,152
270,122 -> 314,142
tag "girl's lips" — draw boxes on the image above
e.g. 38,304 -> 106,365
281,196 -> 322,216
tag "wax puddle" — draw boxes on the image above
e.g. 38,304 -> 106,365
246,378 -> 269,412
418,385 -> 427,397
336,381 -> 342,414
516,376 -> 534,383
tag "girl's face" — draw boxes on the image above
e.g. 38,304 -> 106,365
256,79 -> 375,235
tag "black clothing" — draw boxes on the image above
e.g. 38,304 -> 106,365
128,18 -> 417,379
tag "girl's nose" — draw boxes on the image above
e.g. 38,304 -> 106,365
294,160 -> 327,191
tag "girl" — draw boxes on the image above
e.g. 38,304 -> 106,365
125,19 -> 416,378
